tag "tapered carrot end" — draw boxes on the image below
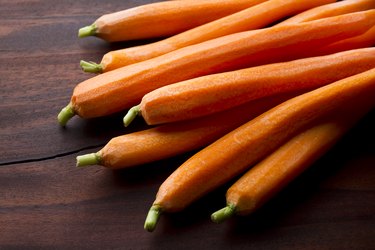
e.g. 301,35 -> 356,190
123,105 -> 141,127
76,153 -> 101,167
144,205 -> 162,232
80,60 -> 103,73
57,103 -> 75,126
78,24 -> 97,38
211,204 -> 236,223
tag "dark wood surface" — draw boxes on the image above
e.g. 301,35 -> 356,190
1,0 -> 374,249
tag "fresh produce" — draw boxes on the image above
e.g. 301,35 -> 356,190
144,68 -> 375,232
58,10 -> 375,126
80,0 -> 335,73
78,0 -> 267,42
76,94 -> 294,168
277,0 -> 375,26
211,94 -> 375,222
58,0 -> 375,233
124,48 -> 375,126
310,26 -> 375,56
272,0 -> 375,57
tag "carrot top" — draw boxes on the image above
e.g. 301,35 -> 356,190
144,205 -> 163,232
78,24 -> 97,38
211,204 -> 236,223
57,103 -> 75,126
80,60 -> 103,73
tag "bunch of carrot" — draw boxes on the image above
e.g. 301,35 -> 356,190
59,0 -> 375,232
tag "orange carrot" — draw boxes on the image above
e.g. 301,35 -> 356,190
125,48 -> 375,126
57,11 -> 375,126
78,0 -> 267,42
144,68 -> 375,232
273,0 -> 375,58
309,25 -> 375,56
81,0 -> 335,73
277,0 -> 375,26
211,96 -> 374,222
76,94 -> 294,169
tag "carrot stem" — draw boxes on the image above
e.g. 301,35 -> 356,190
144,205 -> 162,232
57,103 -> 75,126
76,153 -> 102,167
211,204 -> 236,223
78,24 -> 97,38
80,60 -> 103,73
123,105 -> 141,127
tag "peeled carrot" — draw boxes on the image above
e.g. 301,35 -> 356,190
309,25 -> 375,56
277,0 -> 375,26
81,0 -> 335,73
125,48 -> 375,126
271,0 -> 375,58
78,0 -> 267,42
211,96 -> 374,222
274,0 -> 375,58
57,11 -> 375,126
76,94 -> 294,169
144,68 -> 375,232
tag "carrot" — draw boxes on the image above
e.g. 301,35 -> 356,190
124,48 -> 375,126
81,0 -> 335,73
144,68 -> 375,232
309,25 -> 375,56
76,94 -> 294,169
78,0 -> 268,42
273,0 -> 375,58
211,96 -> 374,222
57,11 -> 375,126
276,0 -> 375,26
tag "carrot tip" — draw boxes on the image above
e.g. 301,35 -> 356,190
57,103 -> 75,126
211,204 -> 236,223
78,24 -> 97,38
76,153 -> 101,167
123,105 -> 141,127
144,205 -> 162,232
80,60 -> 103,73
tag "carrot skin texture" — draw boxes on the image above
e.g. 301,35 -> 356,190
85,0 -> 268,42
274,0 -> 375,57
277,0 -> 375,26
310,26 -> 375,56
138,48 -> 375,125
92,94 -> 295,169
99,0 -> 336,71
225,97 -> 375,216
152,68 -> 375,213
66,11 -> 375,121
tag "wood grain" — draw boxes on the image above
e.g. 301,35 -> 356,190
0,0 -> 374,249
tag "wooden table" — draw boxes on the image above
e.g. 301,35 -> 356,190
1,0 -> 374,248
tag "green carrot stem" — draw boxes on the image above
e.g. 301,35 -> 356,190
57,103 -> 75,126
80,60 -> 103,73
144,205 -> 162,232
211,204 -> 236,223
123,105 -> 141,127
76,153 -> 102,167
78,24 -> 97,38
